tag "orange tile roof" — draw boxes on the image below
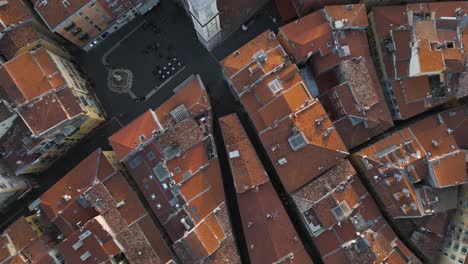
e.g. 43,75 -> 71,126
438,104 -> 468,149
292,160 -> 419,263
0,0 -> 32,30
278,10 -> 333,64
220,114 -> 269,193
0,47 -> 65,106
237,180 -> 312,263
108,110 -> 160,161
259,100 -> 348,193
0,23 -> 41,60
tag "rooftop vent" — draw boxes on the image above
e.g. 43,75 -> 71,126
277,157 -> 287,165
288,132 -> 307,151
62,0 -> 70,8
62,195 -> 71,202
170,104 -> 189,123
432,140 -> 439,147
229,150 -> 240,158
322,127 -> 335,138
153,162 -> 170,181
334,19 -> 347,29
338,45 -> 350,57
252,49 -> 267,63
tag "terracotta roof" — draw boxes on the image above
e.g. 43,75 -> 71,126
238,180 -> 311,263
370,2 -> 467,120
438,104 -> 468,149
18,87 -> 83,135
0,0 -> 32,30
33,0 -> 90,30
259,100 -> 348,193
0,23 -> 41,60
42,149 -> 175,264
278,10 -> 333,64
0,47 -> 65,106
108,110 -> 161,161
292,160 -> 419,263
220,113 -> 269,193
323,4 -> 368,28
221,30 -> 288,93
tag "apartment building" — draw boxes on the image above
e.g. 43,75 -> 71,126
108,75 -> 240,263
0,0 -> 67,61
369,2 -> 468,120
277,4 -> 394,149
37,148 -> 176,263
33,0 -> 160,51
273,0 -> 355,22
0,47 -> 105,175
221,30 -> 348,193
220,113 -> 312,264
291,159 -> 421,263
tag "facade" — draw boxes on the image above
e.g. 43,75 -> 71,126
108,75 -> 240,263
354,113 -> 467,220
220,113 -> 312,264
278,4 -> 394,149
439,185 -> 468,264
38,148 -> 176,264
369,2 -> 468,120
0,160 -> 30,211
0,47 -> 105,175
0,0 -> 67,61
220,30 -> 349,193
33,0 -> 160,51
291,159 -> 421,263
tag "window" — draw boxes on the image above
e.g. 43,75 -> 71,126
62,0 -> 71,8
79,96 -> 89,106
174,167 -> 181,173
139,134 -> 146,142
146,151 -> 155,160
170,105 -> 189,123
268,78 -> 283,94
128,156 -> 142,169
331,201 -> 351,221
0,184 -> 6,190
153,162 -> 170,181
288,132 -> 307,151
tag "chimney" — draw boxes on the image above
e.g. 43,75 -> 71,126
393,189 -> 410,201
384,177 -> 395,186
180,218 -> 190,230
62,195 -> 72,202
432,140 -> 439,147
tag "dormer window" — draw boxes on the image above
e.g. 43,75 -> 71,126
268,78 -> 283,94
170,104 -> 189,123
288,132 -> 307,151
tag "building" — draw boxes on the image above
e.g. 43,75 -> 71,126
438,104 -> 468,150
0,160 -> 31,211
273,0 -> 355,22
353,113 -> 467,220
220,30 -> 348,193
369,2 -> 468,120
33,0 -> 160,51
38,148 -> 176,264
0,47 -> 105,175
0,0 -> 67,61
290,159 -> 421,263
0,216 -> 57,263
108,75 -> 240,263
180,0 -> 269,50
220,113 -> 312,263
278,4 -> 394,149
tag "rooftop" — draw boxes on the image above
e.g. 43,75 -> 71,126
0,47 -> 65,106
291,160 -> 420,263
0,0 -> 32,30
33,0 -> 90,31
109,75 -> 237,262
355,113 -> 466,218
259,100 -> 348,193
0,23 -> 42,60
40,149 -> 175,263
438,104 -> 468,150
